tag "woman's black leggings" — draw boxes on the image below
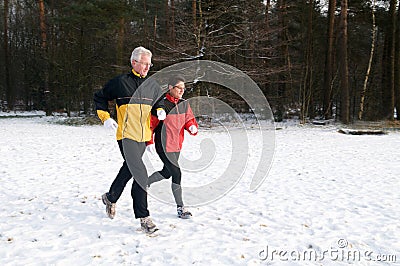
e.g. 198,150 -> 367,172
158,151 -> 181,185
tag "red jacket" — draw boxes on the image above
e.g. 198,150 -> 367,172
149,93 -> 198,153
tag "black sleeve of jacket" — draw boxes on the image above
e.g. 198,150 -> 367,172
151,96 -> 165,116
149,79 -> 165,116
93,77 -> 118,111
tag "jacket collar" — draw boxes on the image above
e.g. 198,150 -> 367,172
166,93 -> 180,104
131,69 -> 144,78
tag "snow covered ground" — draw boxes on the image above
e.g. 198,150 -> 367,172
0,116 -> 399,265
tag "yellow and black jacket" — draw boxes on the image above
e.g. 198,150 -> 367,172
94,70 -> 164,142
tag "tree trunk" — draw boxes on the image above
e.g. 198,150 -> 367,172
197,0 -> 203,55
153,15 -> 157,51
192,0 -> 196,31
275,0 -> 289,122
39,0 -> 47,50
359,0 -> 377,120
396,0 -> 400,120
193,0 -> 203,116
382,0 -> 397,120
117,17 -> 125,68
143,0 -> 149,48
301,0 -> 315,123
38,0 -> 50,115
170,0 -> 176,46
3,0 -> 13,110
323,0 -> 336,119
338,0 -> 350,124
388,0 -> 397,120
265,0 -> 270,32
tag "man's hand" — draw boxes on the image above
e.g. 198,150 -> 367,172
189,125 -> 198,134
104,118 -> 118,132
157,109 -> 166,120
146,144 -> 156,154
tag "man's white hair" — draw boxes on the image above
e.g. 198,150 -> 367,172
130,46 -> 152,66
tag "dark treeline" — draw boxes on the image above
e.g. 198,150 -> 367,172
1,0 -> 399,123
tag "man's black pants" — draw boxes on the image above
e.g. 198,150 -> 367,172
107,139 -> 149,219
